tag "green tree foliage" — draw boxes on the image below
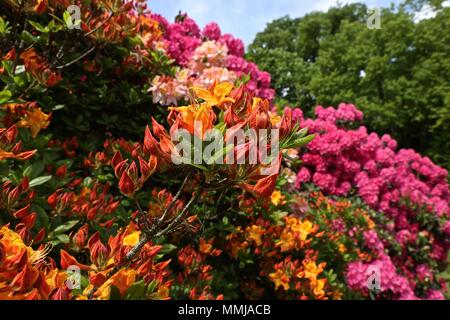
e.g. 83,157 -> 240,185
247,2 -> 450,170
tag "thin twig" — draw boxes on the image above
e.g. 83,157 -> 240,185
155,186 -> 203,237
156,171 -> 191,227
56,46 -> 95,69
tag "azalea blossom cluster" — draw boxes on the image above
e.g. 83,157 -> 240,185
219,191 -> 381,299
149,14 -> 275,106
145,81 -> 312,198
0,224 -> 172,300
291,103 -> 450,298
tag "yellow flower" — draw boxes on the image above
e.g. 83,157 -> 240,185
276,231 -> 295,252
192,82 -> 235,110
123,231 -> 141,247
157,284 -> 170,299
270,190 -> 282,206
17,107 -> 50,138
291,220 -> 314,241
269,269 -> 290,291
95,268 -> 137,299
338,243 -> 347,254
311,278 -> 326,298
199,239 -> 212,254
245,225 -> 264,246
298,260 -> 326,282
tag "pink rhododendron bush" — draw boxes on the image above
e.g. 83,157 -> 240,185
292,103 -> 450,299
0,1 -> 449,301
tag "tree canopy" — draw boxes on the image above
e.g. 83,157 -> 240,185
247,2 -> 450,170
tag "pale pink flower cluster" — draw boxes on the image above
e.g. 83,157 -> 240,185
149,13 -> 274,105
149,41 -> 237,106
189,40 -> 229,72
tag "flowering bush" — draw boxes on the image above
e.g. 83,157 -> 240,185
0,0 -> 449,301
149,13 -> 275,105
293,103 -> 450,299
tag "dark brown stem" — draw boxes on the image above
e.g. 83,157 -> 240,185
156,171 -> 191,227
155,186 -> 202,237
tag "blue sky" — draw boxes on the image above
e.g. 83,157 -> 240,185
149,0 -> 402,46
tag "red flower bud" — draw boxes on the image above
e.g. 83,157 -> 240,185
279,108 -> 293,139
22,212 -> 37,229
74,224 -> 89,249
127,161 -> 138,181
13,204 -> 31,219
55,164 -> 67,179
47,192 -> 58,208
118,172 -> 135,197
111,151 -> 123,169
113,159 -> 128,180
88,233 -> 110,267
34,228 -> 46,243
151,117 -> 168,139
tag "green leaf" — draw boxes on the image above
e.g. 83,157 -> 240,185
0,89 -> 11,104
28,20 -> 47,33
52,104 -> 65,111
23,161 -> 45,179
109,285 -> 122,300
159,244 -> 177,254
124,280 -> 146,300
53,220 -> 79,235
146,280 -> 159,295
29,175 -> 52,187
63,11 -> 74,29
56,234 -> 70,244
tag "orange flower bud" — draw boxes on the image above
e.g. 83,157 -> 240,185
279,108 -> 293,139
13,204 -> 31,219
118,171 -> 135,197
88,233 -> 110,267
151,117 -> 168,139
55,164 -> 67,179
74,224 -> 89,249
22,212 -> 37,229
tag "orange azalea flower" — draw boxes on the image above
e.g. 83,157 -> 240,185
290,219 -> 314,241
0,125 -> 37,161
199,239 -> 213,254
0,226 -> 54,300
245,225 -> 265,246
20,48 -> 61,87
191,81 -> 235,110
169,101 -> 216,138
269,269 -> 290,291
93,268 -> 137,299
17,106 -> 51,138
297,259 -> 327,282
34,0 -> 47,14
310,278 -> 327,299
